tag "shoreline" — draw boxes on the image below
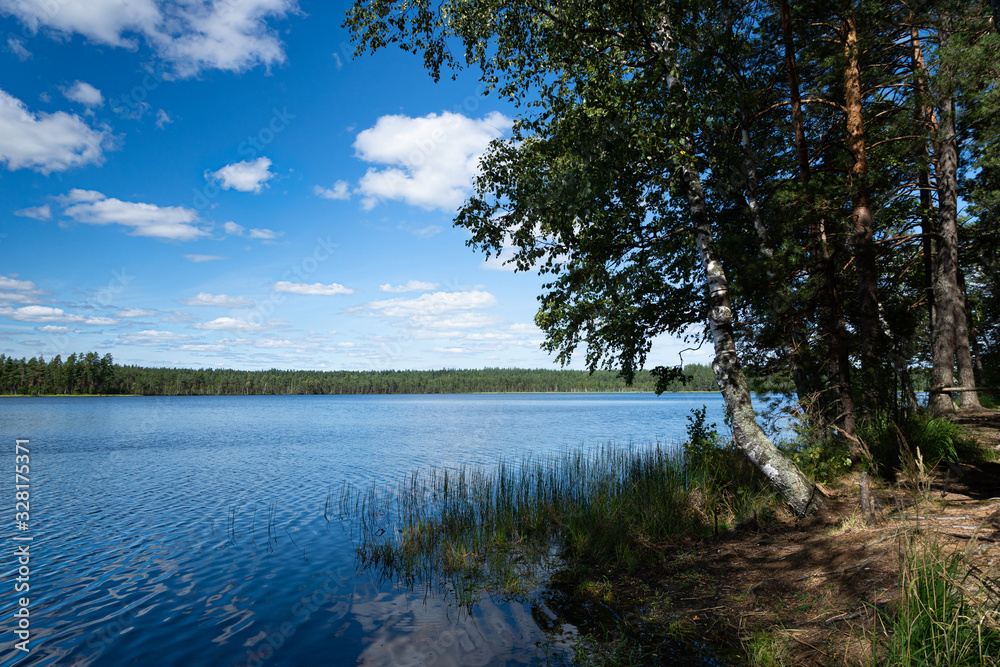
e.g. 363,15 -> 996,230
0,390 -> 722,398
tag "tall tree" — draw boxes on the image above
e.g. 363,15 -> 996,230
346,0 -> 824,513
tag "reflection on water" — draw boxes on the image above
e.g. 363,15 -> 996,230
0,394 -> 733,666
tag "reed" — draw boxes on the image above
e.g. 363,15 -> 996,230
878,534 -> 1000,666
339,436 -> 777,600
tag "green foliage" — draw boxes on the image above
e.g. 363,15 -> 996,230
682,406 -> 721,471
858,412 -> 987,478
789,440 -> 855,485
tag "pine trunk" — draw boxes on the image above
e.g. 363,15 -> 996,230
781,0 -> 857,442
843,8 -> 883,406
931,24 -> 979,413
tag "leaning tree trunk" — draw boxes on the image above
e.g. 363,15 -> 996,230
680,155 -> 823,516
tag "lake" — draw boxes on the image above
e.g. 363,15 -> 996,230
0,393 -> 739,666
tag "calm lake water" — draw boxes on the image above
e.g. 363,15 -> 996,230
0,393 -> 738,666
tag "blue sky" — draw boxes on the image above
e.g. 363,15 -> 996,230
0,0 -> 705,371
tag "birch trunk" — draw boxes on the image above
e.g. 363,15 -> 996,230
680,158 -> 823,516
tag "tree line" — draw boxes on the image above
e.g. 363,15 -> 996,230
345,0 -> 1000,513
0,352 -> 720,396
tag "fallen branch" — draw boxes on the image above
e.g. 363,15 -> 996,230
936,530 -> 997,543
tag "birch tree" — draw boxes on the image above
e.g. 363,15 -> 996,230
346,0 -> 824,514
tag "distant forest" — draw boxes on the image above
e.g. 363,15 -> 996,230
0,352 -> 725,396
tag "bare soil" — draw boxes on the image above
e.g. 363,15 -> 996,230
552,410 -> 1000,665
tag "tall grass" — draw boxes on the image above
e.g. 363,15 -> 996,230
880,535 -> 1000,666
339,416 -> 778,599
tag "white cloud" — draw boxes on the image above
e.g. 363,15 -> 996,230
61,81 -> 104,107
410,225 -> 442,238
116,307 -> 157,318
353,111 -> 511,211
510,322 -> 543,335
207,157 -> 274,193
6,36 -> 30,60
179,292 -> 254,308
57,189 -> 208,241
0,305 -> 116,325
313,181 -> 350,200
174,343 -> 226,351
0,275 -> 45,304
37,325 -> 68,333
0,0 -> 297,78
272,281 -> 354,296
117,329 -> 193,346
252,338 -> 298,348
221,220 -> 279,240
13,204 -> 51,220
248,227 -> 279,239
192,317 -> 264,331
409,311 -> 504,330
0,88 -> 111,173
378,280 -> 439,293
0,275 -> 43,294
183,254 -> 225,262
155,108 -> 172,129
359,290 -> 497,318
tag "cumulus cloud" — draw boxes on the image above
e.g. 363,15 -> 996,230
207,156 -> 274,193
57,189 -> 208,241
179,292 -> 254,308
0,275 -> 46,304
192,317 -> 265,331
0,88 -> 112,173
61,81 -> 104,107
248,227 -> 279,239
353,111 -> 512,211
223,220 -> 280,240
13,204 -> 51,220
117,329 -> 193,346
37,325 -> 68,333
183,254 -> 225,262
272,281 -> 354,296
356,290 -> 497,318
0,0 -> 298,78
378,280 -> 438,293
116,307 -> 157,318
173,343 -> 227,351
0,305 -> 115,325
313,181 -> 350,200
